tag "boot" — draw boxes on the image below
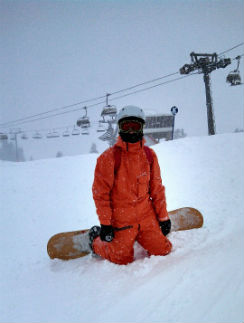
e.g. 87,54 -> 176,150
88,225 -> 101,250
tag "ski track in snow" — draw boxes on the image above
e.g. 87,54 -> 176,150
0,133 -> 243,323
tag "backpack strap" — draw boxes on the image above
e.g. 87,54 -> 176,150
143,145 -> 153,165
113,146 -> 122,174
113,145 -> 153,174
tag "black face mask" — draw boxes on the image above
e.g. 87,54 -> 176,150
119,131 -> 144,143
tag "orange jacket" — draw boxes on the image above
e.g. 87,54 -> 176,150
92,136 -> 169,227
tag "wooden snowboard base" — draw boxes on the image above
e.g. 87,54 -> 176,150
47,207 -> 203,260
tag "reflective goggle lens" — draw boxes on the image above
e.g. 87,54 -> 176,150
120,120 -> 143,132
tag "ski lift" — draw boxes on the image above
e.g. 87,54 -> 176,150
97,121 -> 106,133
8,129 -> 21,140
21,132 -> 28,140
81,128 -> 89,135
47,130 -> 60,139
77,107 -> 91,128
32,132 -> 42,139
101,93 -> 117,120
0,132 -> 8,140
72,126 -> 80,136
9,131 -> 16,140
62,129 -> 70,137
226,56 -> 242,86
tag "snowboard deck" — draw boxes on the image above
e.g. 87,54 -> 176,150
47,207 -> 203,260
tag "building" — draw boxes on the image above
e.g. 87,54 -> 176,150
144,114 -> 174,142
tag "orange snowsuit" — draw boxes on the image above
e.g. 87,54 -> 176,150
92,136 -> 172,265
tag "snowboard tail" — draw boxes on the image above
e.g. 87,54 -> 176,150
47,207 -> 203,260
47,229 -> 90,260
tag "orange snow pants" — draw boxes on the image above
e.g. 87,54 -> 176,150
92,215 -> 172,265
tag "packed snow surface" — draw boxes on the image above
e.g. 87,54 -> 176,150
1,133 -> 243,323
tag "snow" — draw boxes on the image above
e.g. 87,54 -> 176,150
0,133 -> 243,323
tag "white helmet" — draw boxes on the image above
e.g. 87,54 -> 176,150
117,105 -> 145,123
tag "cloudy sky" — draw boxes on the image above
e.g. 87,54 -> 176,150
0,0 -> 243,151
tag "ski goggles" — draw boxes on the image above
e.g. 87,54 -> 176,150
119,119 -> 143,132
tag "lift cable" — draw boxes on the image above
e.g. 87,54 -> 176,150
0,94 -> 106,128
0,72 -> 196,129
1,42 -> 243,129
110,73 -> 198,102
0,71 -> 179,128
218,42 -> 244,57
110,71 -> 179,96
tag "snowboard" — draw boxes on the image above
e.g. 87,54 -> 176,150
47,207 -> 203,260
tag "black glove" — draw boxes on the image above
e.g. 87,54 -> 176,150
100,225 -> 114,242
159,219 -> 171,236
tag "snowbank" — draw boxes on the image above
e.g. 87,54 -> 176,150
0,133 -> 243,323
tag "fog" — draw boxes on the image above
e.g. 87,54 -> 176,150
0,0 -> 243,160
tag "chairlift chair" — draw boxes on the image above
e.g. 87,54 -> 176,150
77,106 -> 91,128
52,131 -> 60,138
226,55 -> 242,86
0,132 -> 8,140
81,128 -> 89,135
97,122 -> 106,133
101,105 -> 117,117
226,71 -> 242,86
53,131 -> 60,138
9,131 -> 16,140
47,130 -> 59,139
77,118 -> 90,128
72,126 -> 80,136
46,131 -> 52,139
62,129 -> 70,137
21,133 -> 28,140
101,93 -> 117,121
32,132 -> 42,139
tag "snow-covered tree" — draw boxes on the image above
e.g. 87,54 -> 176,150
90,143 -> 98,153
0,140 -> 26,161
174,128 -> 187,139
56,151 -> 64,158
234,128 -> 244,133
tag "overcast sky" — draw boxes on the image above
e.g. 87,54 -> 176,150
1,0 -> 243,144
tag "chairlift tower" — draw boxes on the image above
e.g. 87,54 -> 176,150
9,129 -> 21,162
180,52 -> 231,135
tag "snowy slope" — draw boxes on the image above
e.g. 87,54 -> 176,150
0,133 -> 243,323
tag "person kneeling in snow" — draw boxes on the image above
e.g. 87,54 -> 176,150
89,105 -> 172,265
